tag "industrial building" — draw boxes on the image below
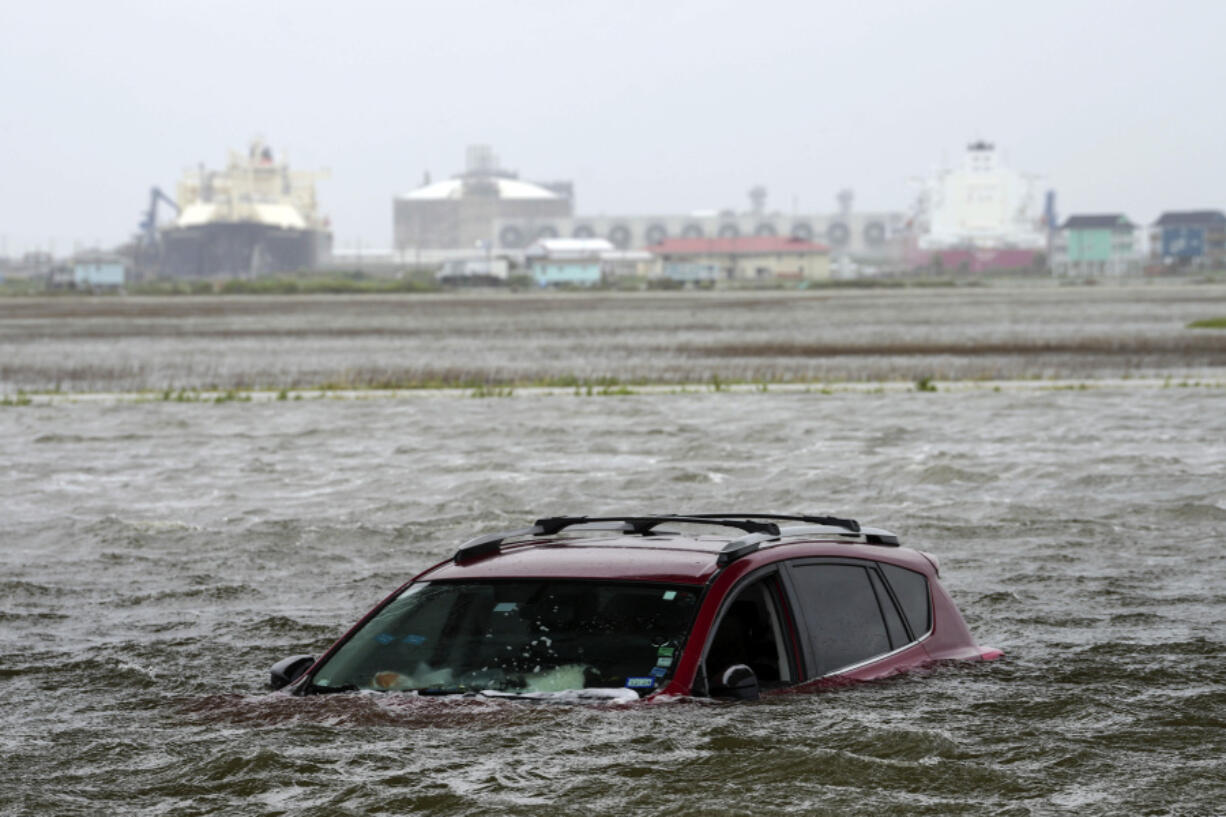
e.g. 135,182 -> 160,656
1050,214 -> 1140,277
652,236 -> 831,283
493,188 -> 903,264
151,141 -> 332,278
1150,211 -> 1226,270
391,146 -> 904,266
393,146 -> 573,251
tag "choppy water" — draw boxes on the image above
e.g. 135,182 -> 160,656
3,387 -> 1224,815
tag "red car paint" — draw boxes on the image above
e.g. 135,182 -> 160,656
284,521 -> 1000,698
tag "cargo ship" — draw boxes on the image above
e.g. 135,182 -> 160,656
158,141 -> 331,277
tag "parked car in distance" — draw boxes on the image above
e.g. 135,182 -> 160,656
270,514 -> 1002,700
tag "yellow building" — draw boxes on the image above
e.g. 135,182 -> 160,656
652,236 -> 831,283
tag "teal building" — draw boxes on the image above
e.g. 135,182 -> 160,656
72,255 -> 128,288
531,260 -> 602,286
525,238 -> 610,287
1051,214 -> 1139,277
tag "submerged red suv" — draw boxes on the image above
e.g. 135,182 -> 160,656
271,514 -> 1001,700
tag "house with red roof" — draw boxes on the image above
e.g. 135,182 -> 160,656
650,236 -> 830,284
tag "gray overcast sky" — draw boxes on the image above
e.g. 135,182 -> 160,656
2,0 -> 1223,255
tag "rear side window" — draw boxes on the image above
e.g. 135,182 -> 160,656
867,568 -> 908,649
880,564 -> 931,637
788,564 -> 891,677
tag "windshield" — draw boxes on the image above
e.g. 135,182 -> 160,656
308,580 -> 700,697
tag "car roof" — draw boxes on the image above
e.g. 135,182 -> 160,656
420,535 -> 728,584
416,525 -> 937,585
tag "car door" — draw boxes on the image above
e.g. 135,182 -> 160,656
780,558 -> 917,680
700,568 -> 802,693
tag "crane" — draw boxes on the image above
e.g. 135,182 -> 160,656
138,187 -> 179,247
132,187 -> 180,278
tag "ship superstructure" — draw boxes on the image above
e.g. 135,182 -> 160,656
913,141 -> 1045,250
159,140 -> 331,277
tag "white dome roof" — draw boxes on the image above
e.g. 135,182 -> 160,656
401,177 -> 560,201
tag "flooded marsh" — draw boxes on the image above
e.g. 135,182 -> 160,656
3,284 -> 1226,394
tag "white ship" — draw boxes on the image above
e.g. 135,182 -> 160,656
913,141 -> 1046,250
159,140 -> 331,277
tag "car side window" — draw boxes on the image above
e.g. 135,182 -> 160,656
880,563 -> 931,637
704,576 -> 795,688
787,563 -> 893,677
867,568 -> 908,649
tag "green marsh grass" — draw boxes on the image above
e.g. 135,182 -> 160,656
1188,317 -> 1226,329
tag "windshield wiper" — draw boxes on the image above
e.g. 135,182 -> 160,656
412,686 -> 477,695
304,682 -> 358,695
479,687 -> 641,702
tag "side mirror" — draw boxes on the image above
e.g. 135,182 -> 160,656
270,654 -> 315,690
718,663 -> 760,701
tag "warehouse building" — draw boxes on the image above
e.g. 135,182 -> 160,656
493,207 -> 902,261
652,236 -> 831,283
394,146 -> 573,251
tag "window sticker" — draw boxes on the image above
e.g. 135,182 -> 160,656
625,677 -> 656,689
401,634 -> 427,646
657,645 -> 676,658
649,666 -> 668,679
374,632 -> 396,646
493,602 -> 518,613
656,656 -> 673,668
662,590 -> 677,601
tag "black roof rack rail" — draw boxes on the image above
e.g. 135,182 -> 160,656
675,513 -> 861,534
454,527 -> 542,563
453,515 -> 782,563
533,515 -> 780,537
772,523 -> 900,546
858,527 -> 900,546
717,531 -> 779,567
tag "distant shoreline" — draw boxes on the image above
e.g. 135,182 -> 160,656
3,269 -> 1226,299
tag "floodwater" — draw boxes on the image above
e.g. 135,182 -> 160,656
3,287 -> 1226,815
4,388 -> 1225,815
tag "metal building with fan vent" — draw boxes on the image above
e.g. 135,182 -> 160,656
394,146 -> 573,251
